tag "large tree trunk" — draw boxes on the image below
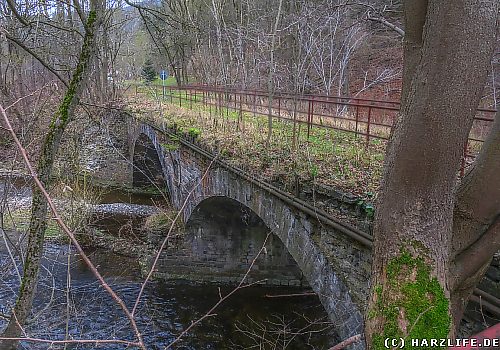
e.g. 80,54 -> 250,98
365,1 -> 498,348
0,3 -> 101,349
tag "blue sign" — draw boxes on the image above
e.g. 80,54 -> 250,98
160,70 -> 169,80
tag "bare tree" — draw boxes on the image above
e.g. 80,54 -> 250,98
0,1 -> 104,348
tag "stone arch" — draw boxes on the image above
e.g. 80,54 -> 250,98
182,195 -> 308,286
130,122 -> 366,346
182,186 -> 365,342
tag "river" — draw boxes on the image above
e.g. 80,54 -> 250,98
0,179 -> 336,349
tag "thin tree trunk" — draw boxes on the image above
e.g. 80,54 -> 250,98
0,4 -> 101,349
449,109 -> 500,329
266,0 -> 283,145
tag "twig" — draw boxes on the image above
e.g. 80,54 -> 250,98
0,226 -> 22,283
1,30 -> 69,87
0,337 -> 140,346
264,292 -> 316,298
131,155 -> 219,316
165,232 -> 272,349
4,83 -> 53,111
405,305 -> 433,340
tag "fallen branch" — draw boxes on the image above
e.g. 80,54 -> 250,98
0,337 -> 140,346
264,292 -> 316,298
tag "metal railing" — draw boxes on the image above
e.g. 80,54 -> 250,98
131,83 -> 496,175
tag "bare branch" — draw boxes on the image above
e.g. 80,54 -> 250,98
366,11 -> 404,37
131,154 -> 219,316
1,30 -> 69,88
328,333 -> 362,350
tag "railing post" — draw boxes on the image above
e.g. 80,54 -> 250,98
307,99 -> 312,139
239,93 -> 243,123
278,95 -> 281,118
355,104 -> 359,138
218,91 -> 221,115
189,89 -> 193,109
366,106 -> 372,147
311,97 -> 314,128
253,91 -> 257,118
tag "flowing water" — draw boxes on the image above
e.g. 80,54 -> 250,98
0,179 -> 336,349
0,244 -> 336,349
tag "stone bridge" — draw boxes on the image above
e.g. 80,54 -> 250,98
122,117 -> 373,343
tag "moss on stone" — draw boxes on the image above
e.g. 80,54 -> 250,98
371,249 -> 450,350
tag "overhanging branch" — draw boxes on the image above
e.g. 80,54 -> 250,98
451,109 -> 500,288
452,216 -> 500,288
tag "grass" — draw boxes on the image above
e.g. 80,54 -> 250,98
126,88 -> 386,199
3,207 -> 62,238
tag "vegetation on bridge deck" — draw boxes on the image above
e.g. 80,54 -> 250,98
126,90 -> 386,203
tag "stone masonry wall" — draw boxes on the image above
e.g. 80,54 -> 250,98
154,201 -> 308,287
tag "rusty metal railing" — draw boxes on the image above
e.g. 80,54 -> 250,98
131,83 -> 496,175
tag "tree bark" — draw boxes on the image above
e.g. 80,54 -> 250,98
450,109 -> 500,329
400,0 -> 427,106
365,1 -> 498,348
0,3 -> 101,348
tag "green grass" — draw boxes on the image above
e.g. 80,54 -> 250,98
122,75 -> 194,87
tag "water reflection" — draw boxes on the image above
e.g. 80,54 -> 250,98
0,243 -> 335,349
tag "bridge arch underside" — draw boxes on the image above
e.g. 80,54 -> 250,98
133,123 -> 369,344
132,133 -> 166,189
178,196 -> 309,286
